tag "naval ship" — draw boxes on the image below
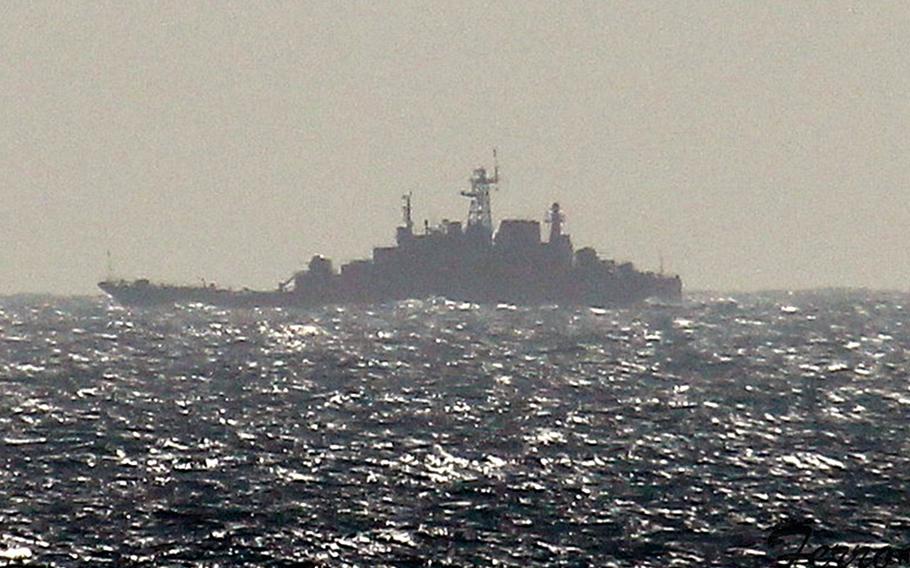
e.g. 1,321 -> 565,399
99,157 -> 682,308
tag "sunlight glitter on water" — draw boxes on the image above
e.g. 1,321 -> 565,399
0,291 -> 909,565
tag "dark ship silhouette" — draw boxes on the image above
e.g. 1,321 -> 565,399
99,156 -> 682,308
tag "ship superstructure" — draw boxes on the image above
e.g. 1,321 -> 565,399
99,157 -> 682,308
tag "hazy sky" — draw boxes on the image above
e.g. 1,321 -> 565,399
2,2 -> 908,295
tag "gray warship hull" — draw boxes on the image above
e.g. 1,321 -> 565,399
98,267 -> 682,309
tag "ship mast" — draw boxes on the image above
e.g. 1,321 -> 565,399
402,192 -> 414,234
546,202 -> 564,243
396,191 -> 416,246
460,149 -> 499,235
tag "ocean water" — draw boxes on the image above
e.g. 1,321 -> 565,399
0,291 -> 909,566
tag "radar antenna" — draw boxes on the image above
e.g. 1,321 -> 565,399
460,148 -> 500,234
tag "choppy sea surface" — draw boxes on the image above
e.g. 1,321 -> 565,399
1,291 -> 910,566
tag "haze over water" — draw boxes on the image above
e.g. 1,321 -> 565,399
2,291 -> 910,565
2,3 -> 909,294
